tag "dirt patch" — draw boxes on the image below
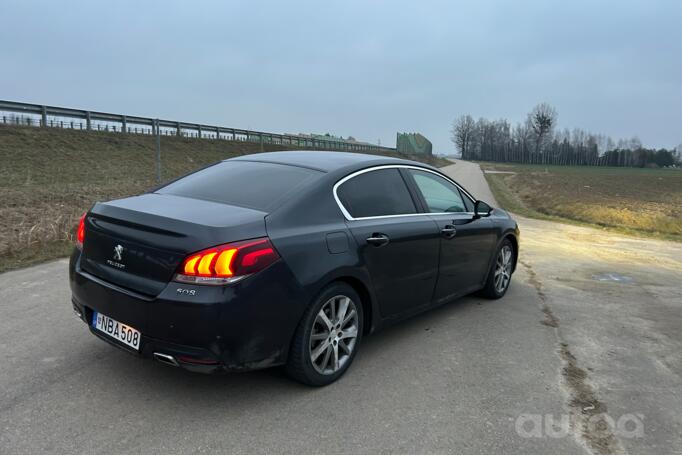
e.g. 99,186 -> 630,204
540,307 -> 559,328
521,260 -> 624,455
520,259 -> 556,328
559,343 -> 623,455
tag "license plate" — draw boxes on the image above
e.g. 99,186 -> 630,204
92,311 -> 142,351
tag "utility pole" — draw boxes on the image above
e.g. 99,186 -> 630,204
155,118 -> 161,184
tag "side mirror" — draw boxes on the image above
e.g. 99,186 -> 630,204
474,200 -> 493,218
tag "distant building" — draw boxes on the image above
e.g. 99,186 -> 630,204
396,132 -> 432,155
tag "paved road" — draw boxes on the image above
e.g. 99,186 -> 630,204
449,160 -> 682,455
1,161 -> 680,454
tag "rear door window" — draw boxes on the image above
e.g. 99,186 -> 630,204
157,161 -> 323,211
337,168 -> 417,218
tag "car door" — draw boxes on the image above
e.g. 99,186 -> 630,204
335,167 -> 440,319
405,168 -> 496,303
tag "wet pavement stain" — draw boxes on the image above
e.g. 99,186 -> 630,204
592,273 -> 634,283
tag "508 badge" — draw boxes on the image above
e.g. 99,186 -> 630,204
176,288 -> 197,296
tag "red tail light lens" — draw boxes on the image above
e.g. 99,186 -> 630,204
175,238 -> 280,285
76,213 -> 86,249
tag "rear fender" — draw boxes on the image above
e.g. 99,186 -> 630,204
308,267 -> 379,335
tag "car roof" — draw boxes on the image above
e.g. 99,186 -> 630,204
228,150 -> 427,173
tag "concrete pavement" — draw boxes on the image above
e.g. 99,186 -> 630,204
0,161 -> 680,454
445,160 -> 682,455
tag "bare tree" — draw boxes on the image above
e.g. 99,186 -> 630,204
528,103 -> 557,158
450,102 -> 669,167
450,115 -> 477,159
513,122 -> 532,163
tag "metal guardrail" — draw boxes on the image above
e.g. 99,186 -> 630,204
0,99 -> 396,153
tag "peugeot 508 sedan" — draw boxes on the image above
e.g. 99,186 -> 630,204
69,151 -> 519,386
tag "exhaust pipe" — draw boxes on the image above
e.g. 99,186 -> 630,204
153,352 -> 179,367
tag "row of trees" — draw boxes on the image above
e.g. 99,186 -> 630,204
451,103 -> 680,167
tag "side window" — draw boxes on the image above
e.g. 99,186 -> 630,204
337,168 -> 417,218
409,169 -> 467,213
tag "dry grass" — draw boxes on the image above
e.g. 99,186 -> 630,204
0,124 -> 447,272
481,162 -> 682,240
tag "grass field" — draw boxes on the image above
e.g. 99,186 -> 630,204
480,162 -> 682,240
0,125 -> 447,272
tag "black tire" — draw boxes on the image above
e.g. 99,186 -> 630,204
479,238 -> 515,299
286,282 -> 364,386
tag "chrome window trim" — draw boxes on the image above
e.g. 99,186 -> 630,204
332,164 -> 477,221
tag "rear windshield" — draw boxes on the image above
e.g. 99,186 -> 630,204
156,161 -> 323,211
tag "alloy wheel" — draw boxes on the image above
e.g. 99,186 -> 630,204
309,295 -> 359,375
494,245 -> 513,294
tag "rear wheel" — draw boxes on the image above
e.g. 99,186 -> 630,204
286,282 -> 363,386
480,239 -> 515,299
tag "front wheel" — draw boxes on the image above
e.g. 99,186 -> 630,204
479,239 -> 515,299
286,282 -> 363,386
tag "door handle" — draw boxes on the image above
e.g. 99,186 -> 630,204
441,225 -> 457,239
366,233 -> 390,247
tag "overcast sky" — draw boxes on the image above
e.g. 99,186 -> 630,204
2,0 -> 680,153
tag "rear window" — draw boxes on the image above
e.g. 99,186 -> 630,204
336,168 -> 417,218
156,161 -> 322,211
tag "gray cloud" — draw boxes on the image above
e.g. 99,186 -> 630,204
2,0 -> 680,152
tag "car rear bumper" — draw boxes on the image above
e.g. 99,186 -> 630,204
73,304 -> 225,373
69,249 -> 308,373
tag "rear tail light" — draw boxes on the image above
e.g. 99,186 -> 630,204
76,213 -> 86,249
174,238 -> 280,285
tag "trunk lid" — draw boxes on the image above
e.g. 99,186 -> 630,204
81,193 -> 267,296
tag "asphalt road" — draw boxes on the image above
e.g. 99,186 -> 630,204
1,161 -> 680,454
